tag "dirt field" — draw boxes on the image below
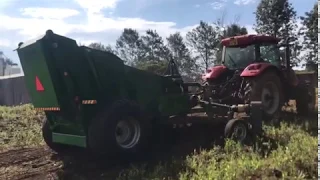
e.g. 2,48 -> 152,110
0,147 -> 58,180
0,98 -> 318,180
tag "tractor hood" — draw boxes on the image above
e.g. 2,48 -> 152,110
202,65 -> 228,80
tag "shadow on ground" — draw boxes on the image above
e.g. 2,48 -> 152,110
48,124 -> 226,180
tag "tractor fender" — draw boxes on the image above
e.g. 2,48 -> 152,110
240,63 -> 278,77
202,65 -> 228,80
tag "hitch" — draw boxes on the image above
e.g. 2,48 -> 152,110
202,100 -> 263,136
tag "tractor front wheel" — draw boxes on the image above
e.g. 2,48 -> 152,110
224,119 -> 249,144
88,99 -> 152,159
244,71 -> 284,122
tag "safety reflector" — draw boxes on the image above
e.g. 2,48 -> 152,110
35,107 -> 60,111
82,100 -> 97,104
35,76 -> 44,91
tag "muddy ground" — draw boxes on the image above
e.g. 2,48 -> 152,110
0,147 -> 60,180
0,124 -> 226,180
0,146 -> 131,180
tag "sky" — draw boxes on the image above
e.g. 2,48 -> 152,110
0,0 -> 317,66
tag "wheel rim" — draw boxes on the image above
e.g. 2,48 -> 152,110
261,81 -> 280,115
115,117 -> 141,149
231,122 -> 247,142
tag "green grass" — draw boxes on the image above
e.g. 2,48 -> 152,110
0,104 -> 45,149
0,104 -> 318,180
117,123 -> 317,180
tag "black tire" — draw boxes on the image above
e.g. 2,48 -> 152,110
42,118 -> 68,153
88,99 -> 152,159
296,86 -> 315,116
224,119 -> 249,144
244,71 -> 284,122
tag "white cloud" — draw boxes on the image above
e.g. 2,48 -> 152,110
210,0 -> 228,10
0,39 -> 12,47
20,8 -> 80,20
0,13 -> 78,38
73,0 -> 121,14
0,0 -> 200,46
0,0 -> 14,10
0,1 -> 196,55
234,0 -> 256,5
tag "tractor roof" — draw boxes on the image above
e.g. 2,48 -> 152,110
221,34 -> 280,47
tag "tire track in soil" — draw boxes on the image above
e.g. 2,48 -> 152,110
0,147 -> 62,180
0,147 -> 49,167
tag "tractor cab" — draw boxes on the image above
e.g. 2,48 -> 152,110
202,34 -> 284,84
221,34 -> 281,70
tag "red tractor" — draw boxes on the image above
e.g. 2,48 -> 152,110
201,34 -> 315,121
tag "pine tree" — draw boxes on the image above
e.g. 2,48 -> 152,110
186,21 -> 220,70
299,3 -> 318,64
254,0 -> 297,40
115,28 -> 145,65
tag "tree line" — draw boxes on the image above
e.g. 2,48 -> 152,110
87,0 -> 317,77
0,0 -> 317,78
88,22 -> 248,79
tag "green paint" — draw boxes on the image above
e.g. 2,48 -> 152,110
52,133 -> 87,147
16,30 -> 193,148
17,42 -> 59,108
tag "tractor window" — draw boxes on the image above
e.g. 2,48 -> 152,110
259,44 -> 281,67
223,45 -> 255,69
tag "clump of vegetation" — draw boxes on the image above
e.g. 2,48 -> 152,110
117,122 -> 317,180
0,104 -> 45,149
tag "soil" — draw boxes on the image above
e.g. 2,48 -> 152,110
0,124 -> 226,180
0,147 -> 62,180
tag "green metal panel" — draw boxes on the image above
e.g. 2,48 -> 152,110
17,41 -> 59,108
83,47 -> 126,103
52,133 -> 87,147
158,94 -> 191,116
124,66 -> 163,111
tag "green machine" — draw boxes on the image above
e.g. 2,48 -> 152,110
16,30 -> 262,158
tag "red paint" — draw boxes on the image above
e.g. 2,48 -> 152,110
35,76 -> 45,91
221,34 -> 280,47
202,65 -> 228,80
240,63 -> 273,77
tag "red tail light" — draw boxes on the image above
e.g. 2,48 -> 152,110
35,76 -> 44,91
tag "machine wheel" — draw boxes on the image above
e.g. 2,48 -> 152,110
42,118 -> 68,153
296,86 -> 316,116
88,99 -> 152,159
224,119 -> 249,144
244,71 -> 284,122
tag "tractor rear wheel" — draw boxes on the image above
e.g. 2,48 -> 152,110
88,99 -> 152,159
42,118 -> 69,154
295,86 -> 315,116
244,71 -> 284,122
